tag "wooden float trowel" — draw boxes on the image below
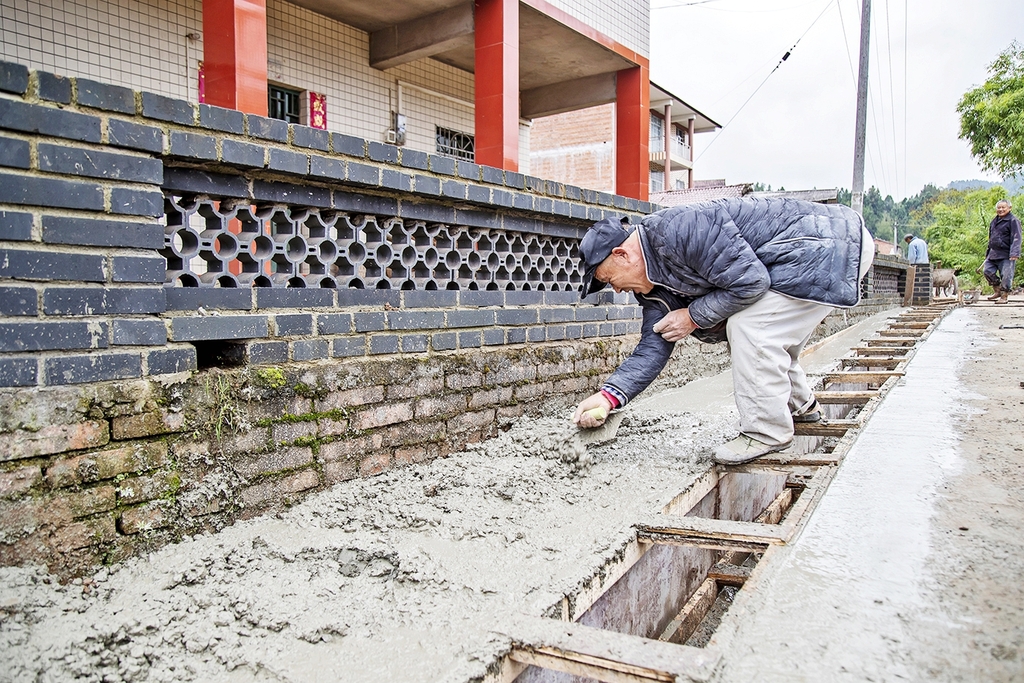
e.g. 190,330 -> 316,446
576,406 -> 626,447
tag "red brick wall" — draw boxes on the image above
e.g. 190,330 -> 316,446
530,104 -> 616,194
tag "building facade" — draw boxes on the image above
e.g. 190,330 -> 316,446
1,0 -> 653,199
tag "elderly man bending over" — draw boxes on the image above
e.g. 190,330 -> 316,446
573,197 -> 874,465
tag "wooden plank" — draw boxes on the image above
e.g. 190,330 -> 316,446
824,370 -> 904,383
903,266 -> 916,306
815,390 -> 877,404
851,346 -> 910,355
503,615 -> 721,683
708,561 -> 752,587
657,577 -> 718,645
841,357 -> 902,369
737,453 -> 843,467
793,420 -> 859,437
890,322 -> 931,328
879,328 -> 925,336
636,514 -> 789,549
755,487 -> 795,525
865,337 -> 918,345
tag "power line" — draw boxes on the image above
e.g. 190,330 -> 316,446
695,0 -> 837,163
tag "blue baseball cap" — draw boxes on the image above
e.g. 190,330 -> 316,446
579,217 -> 632,299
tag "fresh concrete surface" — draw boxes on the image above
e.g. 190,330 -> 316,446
710,304 -> 1024,682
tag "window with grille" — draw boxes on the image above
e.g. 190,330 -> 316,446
268,85 -> 301,124
435,126 -> 475,161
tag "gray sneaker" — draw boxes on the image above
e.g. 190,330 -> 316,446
792,399 -> 822,423
713,434 -> 792,465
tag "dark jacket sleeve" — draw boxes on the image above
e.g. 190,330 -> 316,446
1012,215 -> 1022,259
601,301 -> 674,404
677,207 -> 771,328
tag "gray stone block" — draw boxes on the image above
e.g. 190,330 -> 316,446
553,200 -> 571,217
414,175 -> 441,196
141,91 -> 194,125
44,286 -> 165,315
467,184 -> 491,203
113,255 -> 164,283
42,216 -> 163,249
332,191 -> 397,215
316,313 -> 352,335
347,162 -> 379,185
535,197 -> 553,213
0,99 -> 101,142
0,135 -> 30,169
268,148 -> 308,174
441,180 -> 467,199
544,291 -> 579,305
0,171 -> 103,211
222,139 -> 266,168
169,131 -> 218,160
459,291 -> 504,307
506,327 -> 527,344
0,247 -> 104,282
565,324 -> 582,339
541,308 -> 574,323
110,187 -> 164,217
431,332 -> 457,351
0,357 -> 37,387
599,323 -> 614,336
505,171 -> 525,189
0,61 -> 29,95
547,325 -> 566,341
0,210 -> 32,240
400,201 -> 454,223
504,292 -> 543,307
386,310 -> 445,330
169,315 -> 269,342
582,323 -> 600,337
107,119 -> 163,153
482,328 -> 505,346
0,321 -> 108,352
570,203 -> 588,219
146,346 -> 197,375
336,289 -> 399,308
455,209 -> 499,229
565,185 -> 582,201
496,308 -> 538,325
481,165 -> 504,185
292,125 -> 329,151
112,319 -> 167,345
429,155 -> 455,176
381,169 -> 412,191
254,288 -> 333,309
400,334 -> 428,352
369,334 -> 399,355
513,193 -> 533,210
527,327 -> 545,342
247,115 -> 289,142
400,149 -> 428,170
77,78 -> 135,114
446,309 -> 495,328
274,313 -> 314,336
332,336 -> 365,357
199,103 -> 244,134
252,180 -> 331,208
162,167 -> 248,197
37,71 -> 72,103
0,285 -> 36,315
355,312 -> 386,332
164,287 -> 251,311
310,155 -> 346,180
456,160 -> 480,181
458,331 -> 481,348
292,338 -> 329,361
332,133 -> 365,157
492,189 -> 514,208
575,306 -> 608,322
368,141 -> 399,164
404,290 -> 457,308
246,340 -> 288,364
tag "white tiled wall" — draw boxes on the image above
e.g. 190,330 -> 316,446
545,0 -> 649,58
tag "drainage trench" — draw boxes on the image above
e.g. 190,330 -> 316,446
496,307 -> 950,683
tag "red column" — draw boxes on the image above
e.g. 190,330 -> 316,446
203,0 -> 268,115
474,0 -> 519,170
615,65 -> 649,201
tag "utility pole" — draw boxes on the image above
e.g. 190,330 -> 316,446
851,0 -> 871,215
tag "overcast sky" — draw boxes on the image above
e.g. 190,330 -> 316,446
649,0 -> 1023,200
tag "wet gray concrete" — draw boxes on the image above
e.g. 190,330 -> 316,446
710,306 -> 1024,682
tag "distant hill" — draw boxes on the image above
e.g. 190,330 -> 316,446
947,176 -> 1024,194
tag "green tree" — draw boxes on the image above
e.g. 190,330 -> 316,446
957,41 -> 1024,177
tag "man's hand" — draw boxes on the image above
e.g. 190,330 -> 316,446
652,308 -> 699,342
573,393 -> 613,428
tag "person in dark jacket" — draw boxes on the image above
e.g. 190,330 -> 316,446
982,199 -> 1021,304
573,197 -> 873,465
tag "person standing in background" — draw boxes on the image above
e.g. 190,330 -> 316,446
904,233 -> 929,264
982,200 -> 1021,304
